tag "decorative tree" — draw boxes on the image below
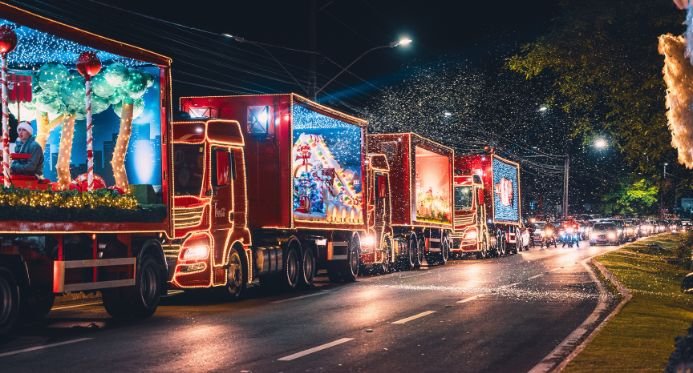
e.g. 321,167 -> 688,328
104,63 -> 153,191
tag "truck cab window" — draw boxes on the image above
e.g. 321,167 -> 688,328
455,186 -> 473,211
173,144 -> 204,196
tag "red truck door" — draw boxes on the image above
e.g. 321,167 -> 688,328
211,147 -> 234,265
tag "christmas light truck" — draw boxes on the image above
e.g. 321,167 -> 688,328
0,3 -> 176,334
179,93 -> 395,286
366,133 -> 454,268
451,151 -> 528,258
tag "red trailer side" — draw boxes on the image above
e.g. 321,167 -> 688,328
367,133 -> 453,267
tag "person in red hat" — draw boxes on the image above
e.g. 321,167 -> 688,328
10,121 -> 43,177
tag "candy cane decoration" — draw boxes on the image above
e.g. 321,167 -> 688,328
76,51 -> 101,192
0,25 -> 17,188
1,54 -> 9,187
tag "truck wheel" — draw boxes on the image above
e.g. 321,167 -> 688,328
402,235 -> 417,270
0,268 -> 20,336
497,235 -> 506,257
342,235 -> 361,282
219,248 -> 246,300
103,254 -> 162,320
414,238 -> 424,268
439,236 -> 450,265
300,246 -> 316,287
282,245 -> 300,290
379,237 -> 392,274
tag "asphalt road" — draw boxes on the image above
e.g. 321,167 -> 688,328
0,242 -> 617,373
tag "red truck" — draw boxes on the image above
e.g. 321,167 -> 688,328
367,133 -> 454,268
179,94 -> 394,285
0,3 -> 175,334
451,151 -> 528,258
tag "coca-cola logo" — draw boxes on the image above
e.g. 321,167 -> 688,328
494,177 -> 513,206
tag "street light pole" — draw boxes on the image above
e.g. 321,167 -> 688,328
660,162 -> 668,216
563,154 -> 569,218
314,38 -> 412,97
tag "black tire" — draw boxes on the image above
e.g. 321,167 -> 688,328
0,268 -> 20,336
402,235 -> 417,270
218,248 -> 246,300
342,235 -> 360,282
379,237 -> 392,274
414,237 -> 424,268
103,254 -> 162,320
495,235 -> 504,257
282,245 -> 300,290
300,246 -> 316,287
439,235 -> 450,265
22,289 -> 55,321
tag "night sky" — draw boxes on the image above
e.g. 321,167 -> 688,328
7,0 -> 557,108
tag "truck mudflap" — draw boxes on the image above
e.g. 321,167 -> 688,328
53,257 -> 136,293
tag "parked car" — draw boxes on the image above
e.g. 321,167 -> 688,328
590,222 -> 620,246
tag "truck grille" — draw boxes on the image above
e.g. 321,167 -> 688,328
173,206 -> 206,229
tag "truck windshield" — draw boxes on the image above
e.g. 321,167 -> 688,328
173,144 -> 204,196
455,186 -> 473,211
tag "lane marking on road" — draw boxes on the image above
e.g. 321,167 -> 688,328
0,338 -> 92,358
278,338 -> 354,361
398,271 -> 432,279
457,294 -> 484,303
527,274 -> 544,280
51,301 -> 103,311
391,310 -> 436,325
499,282 -> 520,289
271,291 -> 329,304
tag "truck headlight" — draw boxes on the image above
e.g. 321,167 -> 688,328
182,245 -> 209,260
465,230 -> 478,240
361,234 -> 376,248
607,232 -> 617,240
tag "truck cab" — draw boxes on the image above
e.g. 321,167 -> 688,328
360,153 -> 394,273
168,119 -> 252,297
451,174 -> 492,258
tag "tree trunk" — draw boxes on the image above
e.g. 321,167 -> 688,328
35,111 -> 64,150
111,102 -> 133,191
56,115 -> 75,190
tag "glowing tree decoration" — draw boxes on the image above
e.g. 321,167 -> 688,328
76,51 -> 102,191
104,63 -> 153,191
0,25 -> 17,188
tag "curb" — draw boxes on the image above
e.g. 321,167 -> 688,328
529,247 -> 631,373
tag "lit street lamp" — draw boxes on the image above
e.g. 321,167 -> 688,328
313,37 -> 412,97
562,137 -> 610,218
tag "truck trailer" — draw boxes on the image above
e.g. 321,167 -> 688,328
451,152 -> 527,258
367,133 -> 453,268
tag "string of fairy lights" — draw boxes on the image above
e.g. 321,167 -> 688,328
0,188 -> 138,209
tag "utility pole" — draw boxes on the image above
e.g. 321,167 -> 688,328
309,0 -> 317,100
563,154 -> 569,218
660,162 -> 668,216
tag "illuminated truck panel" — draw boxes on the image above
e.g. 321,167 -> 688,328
179,94 -> 367,231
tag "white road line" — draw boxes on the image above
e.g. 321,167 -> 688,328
51,301 -> 103,311
550,267 -> 563,272
391,310 -> 436,325
0,338 -> 92,358
500,282 -> 520,289
527,274 -> 544,280
457,294 -> 484,303
271,291 -> 329,304
278,338 -> 353,361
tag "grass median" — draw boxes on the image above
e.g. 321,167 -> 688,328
565,233 -> 693,372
